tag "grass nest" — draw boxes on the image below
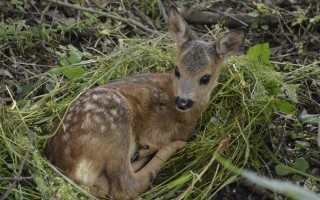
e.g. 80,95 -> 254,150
1,35 -> 319,199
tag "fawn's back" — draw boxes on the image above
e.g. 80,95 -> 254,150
47,6 -> 245,200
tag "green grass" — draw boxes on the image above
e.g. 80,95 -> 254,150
1,34 -> 319,199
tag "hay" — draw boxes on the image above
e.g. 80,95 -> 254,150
0,35 -> 305,199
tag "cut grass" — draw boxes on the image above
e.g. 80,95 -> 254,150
1,35 -> 319,199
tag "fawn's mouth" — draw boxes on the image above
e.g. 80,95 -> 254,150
176,105 -> 192,112
176,106 -> 191,112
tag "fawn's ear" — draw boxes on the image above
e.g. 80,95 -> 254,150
216,28 -> 246,59
168,5 -> 197,46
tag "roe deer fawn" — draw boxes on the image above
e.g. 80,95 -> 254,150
47,5 -> 245,199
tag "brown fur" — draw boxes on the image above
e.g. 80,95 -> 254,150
47,5 -> 245,200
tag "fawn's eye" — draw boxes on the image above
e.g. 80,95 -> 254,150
199,75 -> 211,85
174,66 -> 180,78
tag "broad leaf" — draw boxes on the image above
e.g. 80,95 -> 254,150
248,10 -> 260,17
247,43 -> 271,66
275,165 -> 290,176
50,66 -> 85,79
276,100 -> 293,114
293,158 -> 309,173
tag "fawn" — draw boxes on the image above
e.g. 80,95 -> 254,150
47,5 -> 245,200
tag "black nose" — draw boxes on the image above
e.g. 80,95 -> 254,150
175,97 -> 194,111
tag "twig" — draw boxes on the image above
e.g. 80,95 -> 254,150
214,135 -> 232,155
270,61 -> 304,67
182,10 -> 276,28
318,117 -> 320,150
274,11 -> 295,47
216,10 -> 248,27
0,177 -> 33,181
1,152 -> 30,200
0,42 -> 10,51
0,97 -> 13,103
158,0 -> 168,22
41,2 -> 52,22
120,0 -> 126,12
259,155 -> 278,199
46,0 -> 160,35
133,5 -> 157,30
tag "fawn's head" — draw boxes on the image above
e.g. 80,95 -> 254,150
168,6 -> 246,112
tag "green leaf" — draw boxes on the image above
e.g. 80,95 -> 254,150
261,25 -> 269,30
276,100 -> 293,114
290,132 -> 297,139
292,15 -> 308,26
309,16 -> 320,24
275,165 -> 290,176
291,21 -> 298,26
272,137 -> 279,145
20,83 -> 35,96
257,4 -> 269,13
62,67 -> 85,79
297,15 -> 308,23
291,174 -> 301,182
45,83 -> 55,92
59,58 -> 69,67
293,158 -> 309,173
101,29 -> 110,36
250,22 -> 259,29
267,81 -> 281,95
248,10 -> 260,17
247,43 -> 271,65
295,141 -> 310,148
68,49 -> 82,64
283,84 -> 298,103
50,66 -> 85,79
300,114 -> 320,124
17,99 -> 31,111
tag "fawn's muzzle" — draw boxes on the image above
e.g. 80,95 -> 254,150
175,97 -> 194,111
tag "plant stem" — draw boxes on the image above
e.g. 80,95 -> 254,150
47,0 -> 161,35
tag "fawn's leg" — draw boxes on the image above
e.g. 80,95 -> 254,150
89,175 -> 110,198
134,141 -> 186,185
105,141 -> 186,199
132,154 -> 154,173
131,144 -> 158,172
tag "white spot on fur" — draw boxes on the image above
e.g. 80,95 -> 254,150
83,103 -> 97,112
110,109 -> 118,116
93,115 -> 103,123
79,134 -> 91,144
80,113 -> 92,129
106,96 -> 112,100
79,134 -> 100,147
111,123 -> 117,130
112,95 -> 121,103
75,160 -> 91,184
100,125 -> 106,132
92,94 -> 99,101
